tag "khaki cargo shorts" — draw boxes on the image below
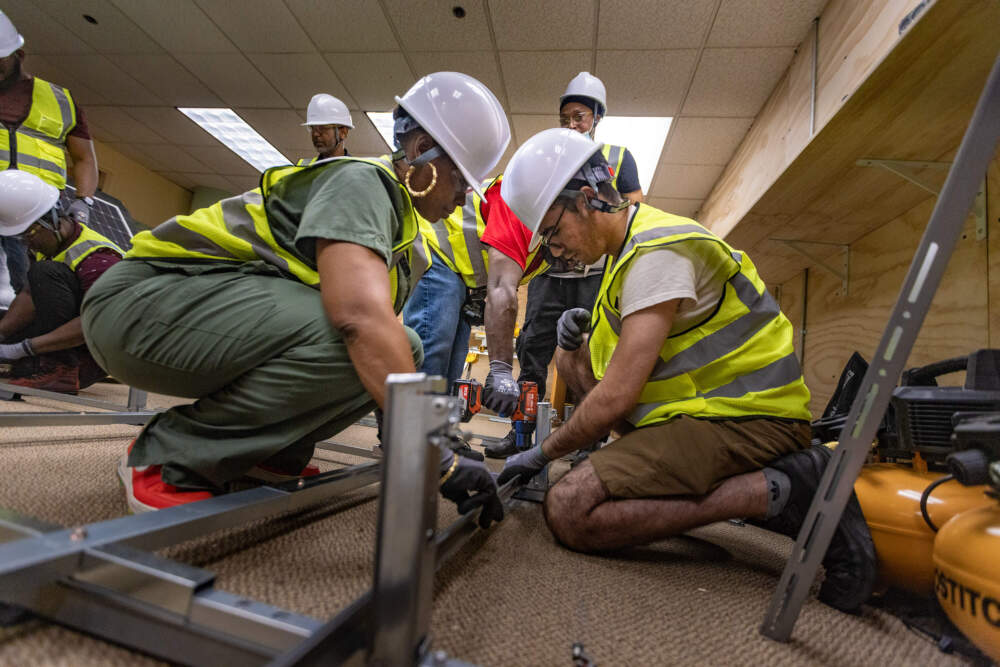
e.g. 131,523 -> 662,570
588,415 -> 811,498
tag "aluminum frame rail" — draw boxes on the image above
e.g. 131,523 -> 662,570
761,52 -> 1000,641
0,381 -> 157,426
0,463 -> 380,665
271,373 -> 526,667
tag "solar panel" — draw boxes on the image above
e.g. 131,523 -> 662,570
60,185 -> 136,251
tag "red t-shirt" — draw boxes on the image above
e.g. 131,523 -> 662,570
0,76 -> 91,139
479,180 -> 540,272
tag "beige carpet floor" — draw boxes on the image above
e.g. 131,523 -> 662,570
0,384 -> 971,666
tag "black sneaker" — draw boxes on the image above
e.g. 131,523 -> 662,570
484,430 -> 519,459
758,445 -> 877,613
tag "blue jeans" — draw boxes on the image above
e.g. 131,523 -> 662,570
402,259 -> 470,391
1,236 -> 28,293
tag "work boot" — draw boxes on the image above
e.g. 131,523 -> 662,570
117,441 -> 213,514
8,357 -> 80,394
484,429 -> 519,459
756,445 -> 877,613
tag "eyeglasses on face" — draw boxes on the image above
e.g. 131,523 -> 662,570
559,111 -> 592,128
539,205 -> 568,247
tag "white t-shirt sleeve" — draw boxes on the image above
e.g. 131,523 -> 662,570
620,248 -> 697,318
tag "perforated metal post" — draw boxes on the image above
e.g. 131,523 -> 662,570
761,53 -> 1000,641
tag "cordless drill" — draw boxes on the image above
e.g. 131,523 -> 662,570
510,381 -> 538,451
452,378 -> 483,422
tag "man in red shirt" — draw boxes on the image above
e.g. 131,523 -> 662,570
0,171 -> 121,393
0,9 -> 99,297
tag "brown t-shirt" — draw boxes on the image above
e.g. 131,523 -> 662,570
0,76 -> 91,139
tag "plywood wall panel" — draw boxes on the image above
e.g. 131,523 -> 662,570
799,195 -> 989,416
989,157 -> 1000,349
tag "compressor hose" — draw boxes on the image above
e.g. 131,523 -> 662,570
920,474 -> 954,532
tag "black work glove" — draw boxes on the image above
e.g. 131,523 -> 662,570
439,447 -> 504,529
556,308 -> 591,351
497,444 -> 550,486
67,197 -> 92,225
483,359 -> 519,417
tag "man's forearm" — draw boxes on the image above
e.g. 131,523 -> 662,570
67,137 -> 99,198
0,291 -> 35,340
540,378 -> 628,460
483,283 -> 517,364
23,317 -> 85,354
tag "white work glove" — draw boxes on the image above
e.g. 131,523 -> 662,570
67,197 -> 92,225
556,308 -> 591,351
0,339 -> 34,361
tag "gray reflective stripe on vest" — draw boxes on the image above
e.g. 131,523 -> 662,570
149,192 -> 279,267
0,147 -> 66,179
601,302 -> 622,336
619,225 -> 710,259
389,249 -> 409,312
629,351 -> 803,424
460,198 -> 488,285
605,144 -> 623,188
63,239 -> 120,266
48,81 -> 75,142
646,272 -> 780,382
218,191 -> 296,275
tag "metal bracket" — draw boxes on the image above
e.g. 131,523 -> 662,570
771,238 -> 849,296
513,402 -> 553,503
856,158 -> 988,241
0,382 -> 157,427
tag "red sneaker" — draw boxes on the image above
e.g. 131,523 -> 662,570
117,451 -> 213,514
8,360 -> 80,393
245,463 -> 321,483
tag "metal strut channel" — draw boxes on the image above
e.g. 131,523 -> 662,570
0,463 -> 380,664
761,52 -> 1000,641
0,381 -> 157,426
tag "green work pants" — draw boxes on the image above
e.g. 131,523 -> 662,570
81,260 -> 423,490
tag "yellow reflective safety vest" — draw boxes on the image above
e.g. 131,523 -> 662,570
419,175 -> 548,289
38,223 -> 123,270
127,157 -> 421,314
296,157 -> 317,166
601,144 -> 628,193
1,77 -> 77,188
588,205 -> 811,427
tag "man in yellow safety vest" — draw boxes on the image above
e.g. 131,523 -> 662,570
297,93 -> 353,166
497,129 -> 877,614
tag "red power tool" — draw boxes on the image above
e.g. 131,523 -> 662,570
452,378 -> 483,422
511,381 -> 538,451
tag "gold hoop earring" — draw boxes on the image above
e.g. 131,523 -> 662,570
405,163 -> 437,198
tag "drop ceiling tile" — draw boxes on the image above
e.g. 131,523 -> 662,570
127,107 -> 221,147
186,172 -> 240,192
408,52 -> 505,107
490,141 -> 518,178
114,55 -> 224,107
86,106 -> 169,143
111,0 -> 236,53
709,0 -> 826,47
382,0 -> 491,51
1,0 -> 95,54
659,117 -> 753,165
511,114 -> 558,146
236,109 -> 315,155
134,144 -> 214,173
499,51 -> 590,114
646,197 -> 703,219
227,174 -> 263,192
44,55 -> 163,105
183,145 -> 260,176
682,47 -> 795,117
597,0 -> 717,50
32,0 -> 163,54
173,53 -> 288,108
246,53 -> 357,110
347,117 -> 394,156
104,142 -> 172,172
649,163 -> 724,199
157,171 -> 201,190
324,52 -> 413,110
27,55 -> 108,106
596,50 -> 698,116
195,0 -> 313,53
285,0 -> 399,52
490,0 -> 594,50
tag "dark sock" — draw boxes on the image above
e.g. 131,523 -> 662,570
762,468 -> 791,519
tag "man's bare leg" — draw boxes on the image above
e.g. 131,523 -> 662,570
543,460 -> 768,552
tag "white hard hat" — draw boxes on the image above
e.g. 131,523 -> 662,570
0,10 -> 25,58
560,71 -> 607,116
0,170 -> 61,236
395,72 -> 510,201
501,128 -> 604,251
302,94 -> 354,128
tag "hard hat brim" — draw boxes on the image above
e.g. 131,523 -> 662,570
0,33 -> 23,58
301,120 -> 354,129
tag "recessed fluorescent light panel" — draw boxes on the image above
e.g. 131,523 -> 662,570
366,112 -> 396,151
594,116 -> 672,193
177,108 -> 290,172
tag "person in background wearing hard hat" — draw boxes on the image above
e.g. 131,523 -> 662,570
0,171 -> 122,393
485,71 -> 643,458
299,93 -> 354,165
81,73 -> 509,528
0,10 -> 100,301
496,129 -> 877,614
402,175 -> 549,396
